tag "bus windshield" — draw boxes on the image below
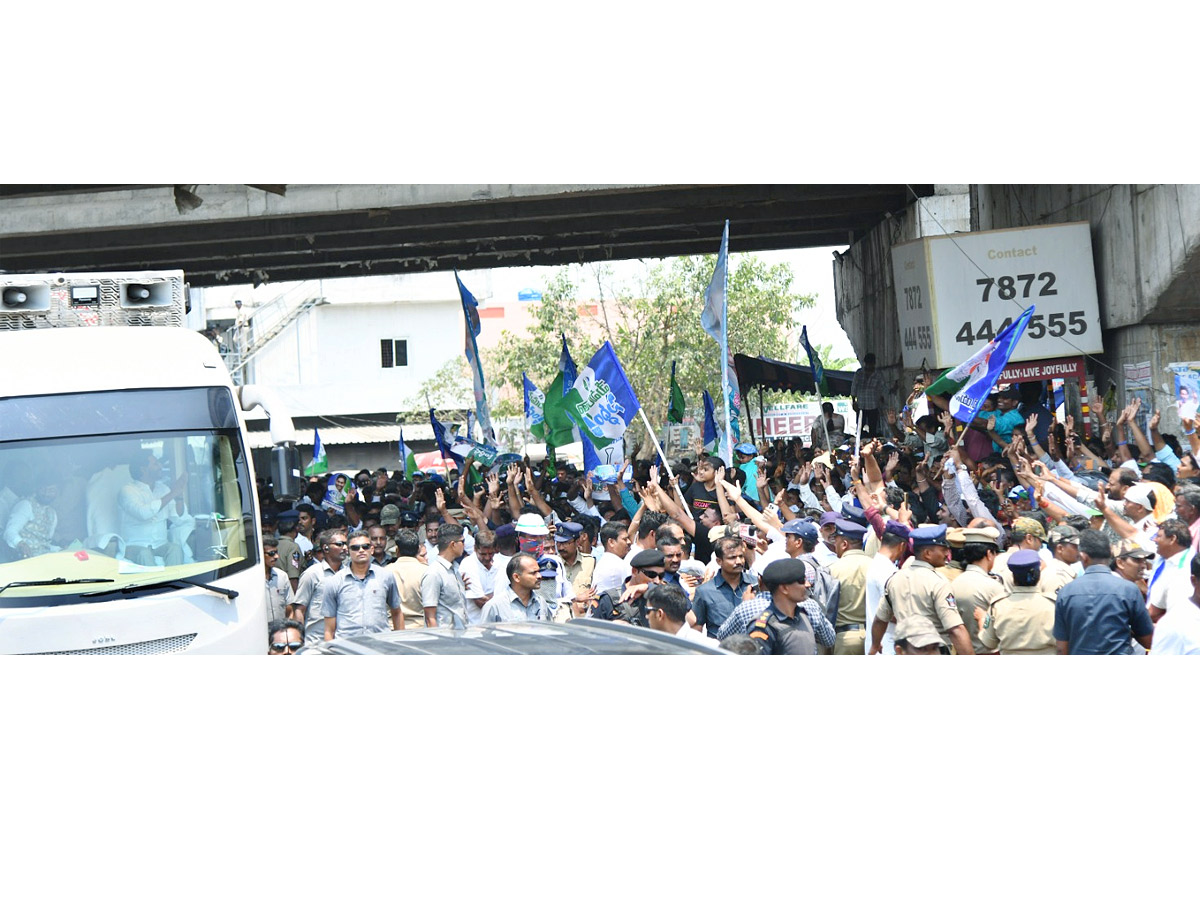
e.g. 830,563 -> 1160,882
0,387 -> 257,608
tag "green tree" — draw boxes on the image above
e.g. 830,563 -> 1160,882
396,356 -> 473,423
485,254 -> 814,451
810,341 -> 858,374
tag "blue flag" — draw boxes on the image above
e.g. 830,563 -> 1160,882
700,220 -> 739,464
398,425 -> 418,478
559,333 -> 577,397
523,372 -> 546,441
702,390 -> 719,455
563,342 -> 641,467
429,408 -> 464,467
800,325 -> 828,396
455,271 -> 495,443
304,428 -> 328,476
947,305 -> 1037,423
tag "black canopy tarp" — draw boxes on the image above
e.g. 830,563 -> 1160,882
734,353 -> 856,398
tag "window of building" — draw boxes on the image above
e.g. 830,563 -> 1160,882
381,339 -> 409,368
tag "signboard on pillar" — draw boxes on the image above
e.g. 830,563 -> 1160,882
891,221 -> 1103,369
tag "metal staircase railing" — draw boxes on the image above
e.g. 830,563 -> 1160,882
220,282 -> 326,384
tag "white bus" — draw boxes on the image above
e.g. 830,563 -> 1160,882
0,271 -> 298,654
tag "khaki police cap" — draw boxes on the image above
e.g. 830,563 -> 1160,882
961,527 -> 1001,547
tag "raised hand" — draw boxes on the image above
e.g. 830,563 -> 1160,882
1149,410 -> 1162,432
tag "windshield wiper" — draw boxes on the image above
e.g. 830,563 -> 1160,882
0,578 -> 116,596
80,576 -> 238,601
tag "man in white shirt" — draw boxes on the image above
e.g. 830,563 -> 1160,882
1148,520 -> 1196,623
118,451 -> 188,567
1150,553 -> 1200,655
592,521 -> 632,595
459,529 -> 499,625
864,524 -> 909,656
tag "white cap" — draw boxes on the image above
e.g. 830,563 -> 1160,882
1124,483 -> 1155,511
514,513 -> 550,536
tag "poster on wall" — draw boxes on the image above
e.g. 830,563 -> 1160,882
1168,362 -> 1200,421
1123,360 -> 1153,433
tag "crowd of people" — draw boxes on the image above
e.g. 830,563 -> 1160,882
256,376 -> 1200,656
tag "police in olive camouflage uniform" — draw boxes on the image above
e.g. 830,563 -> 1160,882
978,550 -> 1056,655
873,524 -> 971,654
1038,524 -> 1080,599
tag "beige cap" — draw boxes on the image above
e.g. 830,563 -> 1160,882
962,526 -> 1001,546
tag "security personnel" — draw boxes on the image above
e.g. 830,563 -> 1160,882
1039,524 -> 1080,599
947,527 -> 1008,655
893,617 -> 948,655
941,527 -> 967,584
747,559 -> 817,655
977,550 -> 1056,654
994,516 -> 1049,588
827,518 -> 872,654
871,524 -> 974,655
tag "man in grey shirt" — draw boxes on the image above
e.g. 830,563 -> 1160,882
480,552 -> 553,623
421,523 -> 472,628
294,529 -> 347,643
322,533 -> 403,639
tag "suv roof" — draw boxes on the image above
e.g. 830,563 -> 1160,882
302,618 -> 727,656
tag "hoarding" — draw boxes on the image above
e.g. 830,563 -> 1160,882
892,222 -> 1103,369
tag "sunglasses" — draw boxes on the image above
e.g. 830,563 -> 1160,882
348,544 -> 373,551
328,540 -> 348,547
270,641 -> 304,653
639,569 -> 666,580
264,550 -> 279,557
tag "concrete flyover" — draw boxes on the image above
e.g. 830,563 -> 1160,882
0,184 -> 934,288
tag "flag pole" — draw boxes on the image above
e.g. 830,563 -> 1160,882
639,407 -> 690,510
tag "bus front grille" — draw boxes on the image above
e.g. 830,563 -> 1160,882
27,633 -> 198,656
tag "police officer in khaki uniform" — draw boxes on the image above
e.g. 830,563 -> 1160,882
871,524 -> 974,655
976,550 -> 1056,654
1038,524 -> 1080,599
747,559 -> 817,655
942,527 -> 967,584
947,526 -> 1008,655
827,518 -> 872,654
894,617 -> 948,655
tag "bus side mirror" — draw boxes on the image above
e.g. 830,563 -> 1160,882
271,444 -> 302,501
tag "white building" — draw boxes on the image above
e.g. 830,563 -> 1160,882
194,272 -> 491,471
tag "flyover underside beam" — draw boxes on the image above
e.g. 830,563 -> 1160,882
0,184 -> 934,286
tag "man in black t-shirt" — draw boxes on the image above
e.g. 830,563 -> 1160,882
684,456 -> 726,565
